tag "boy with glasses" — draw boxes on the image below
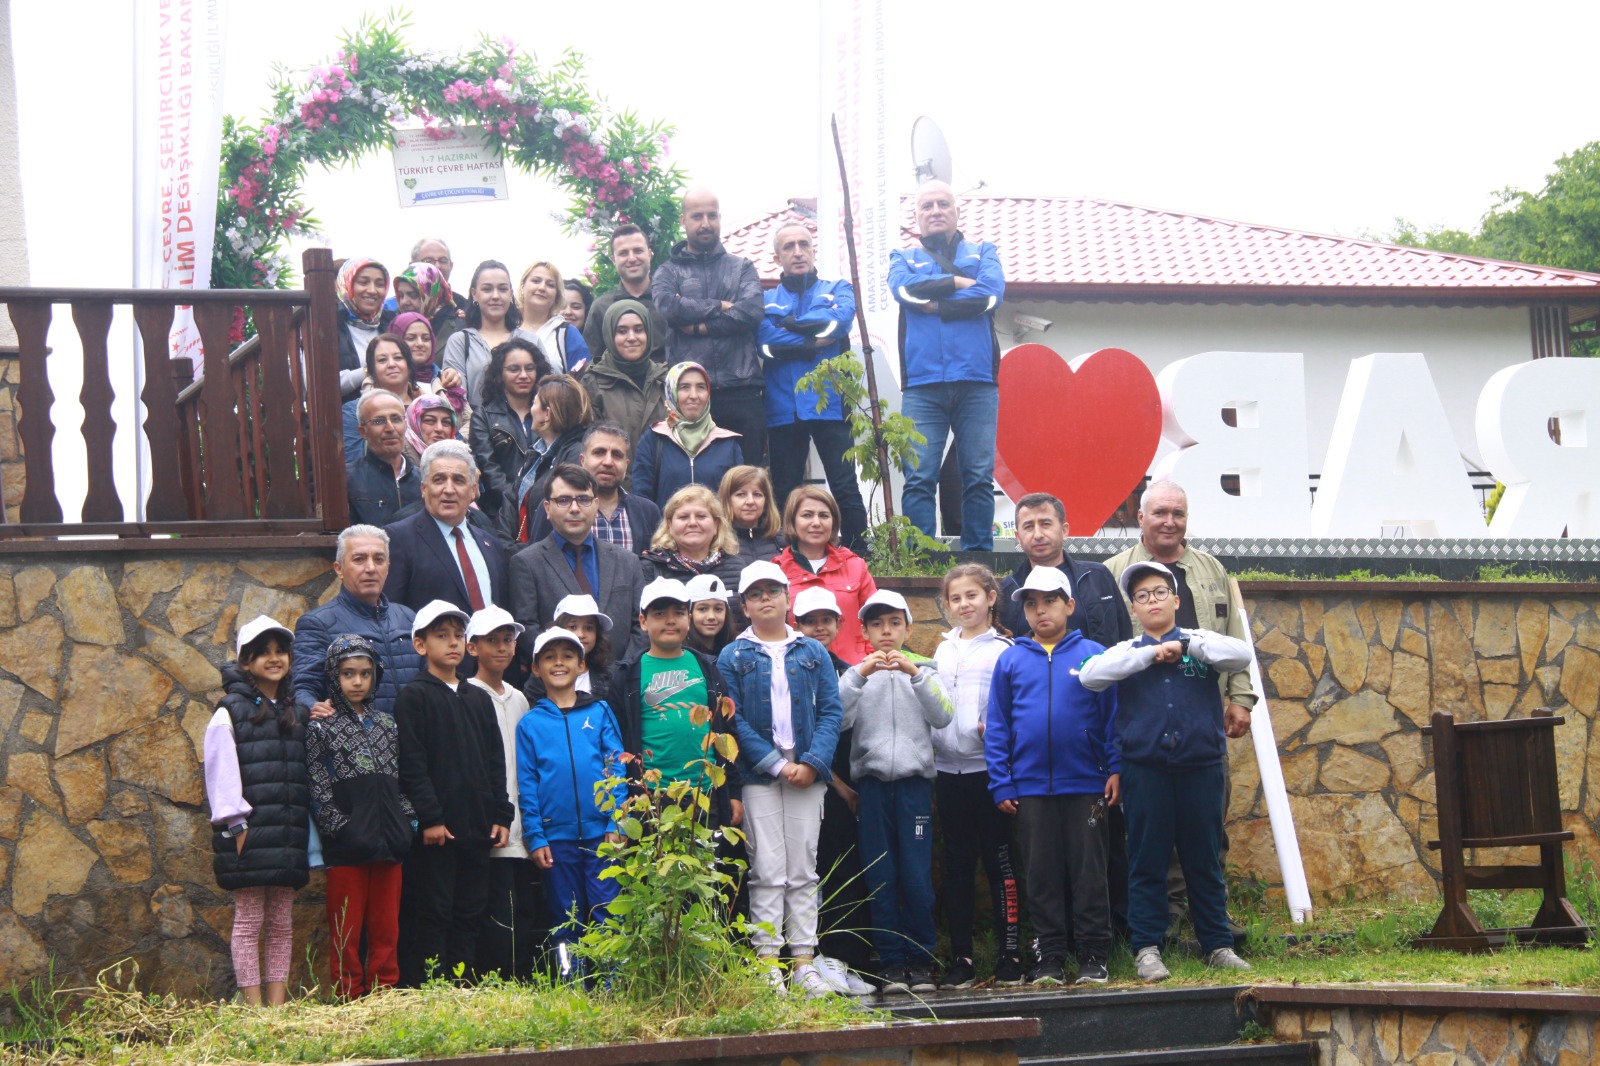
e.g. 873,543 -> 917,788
1079,562 -> 1254,983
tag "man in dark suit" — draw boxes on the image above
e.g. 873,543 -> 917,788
383,440 -> 510,614
509,463 -> 645,657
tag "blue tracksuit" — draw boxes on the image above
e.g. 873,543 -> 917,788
985,632 -> 1119,803
514,692 -> 627,942
756,273 -> 855,426
887,234 -> 1006,388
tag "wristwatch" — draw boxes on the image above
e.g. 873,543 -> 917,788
221,820 -> 249,838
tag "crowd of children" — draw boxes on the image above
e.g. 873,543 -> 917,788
203,549 -> 1253,1003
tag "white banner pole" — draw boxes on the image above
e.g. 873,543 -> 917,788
1237,599 -> 1315,922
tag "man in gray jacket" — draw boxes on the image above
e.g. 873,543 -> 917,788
652,186 -> 766,464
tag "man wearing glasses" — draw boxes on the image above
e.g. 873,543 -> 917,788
395,238 -> 472,318
346,391 -> 422,527
509,463 -> 646,658
1105,479 -> 1255,942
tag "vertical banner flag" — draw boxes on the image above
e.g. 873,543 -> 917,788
817,0 -> 900,387
133,0 -> 227,368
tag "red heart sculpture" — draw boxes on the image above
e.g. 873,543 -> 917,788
994,345 -> 1162,535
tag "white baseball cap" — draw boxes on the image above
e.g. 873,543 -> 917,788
737,560 -> 790,594
858,588 -> 913,624
1010,567 -> 1073,601
1119,560 -> 1177,597
792,587 -> 841,619
412,599 -> 471,636
685,573 -> 733,603
236,615 -> 293,656
554,593 -> 614,632
640,577 -> 693,611
532,626 -> 586,659
466,605 -> 525,642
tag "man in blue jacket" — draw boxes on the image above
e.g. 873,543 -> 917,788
757,222 -> 868,550
292,525 -> 420,718
888,181 -> 1006,550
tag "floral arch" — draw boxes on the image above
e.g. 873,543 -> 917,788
212,15 -> 685,306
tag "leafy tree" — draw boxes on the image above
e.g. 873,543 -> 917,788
1388,141 -> 1600,353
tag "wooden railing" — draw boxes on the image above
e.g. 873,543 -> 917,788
0,248 -> 348,538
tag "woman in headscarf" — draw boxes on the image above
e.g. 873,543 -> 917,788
515,260 -> 591,376
583,299 -> 667,454
389,311 -> 469,434
390,262 -> 463,350
335,257 -> 390,372
405,393 -> 462,457
631,362 -> 743,508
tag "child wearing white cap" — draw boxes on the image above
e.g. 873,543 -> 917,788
515,627 -> 629,980
394,601 -> 515,986
685,573 -> 737,658
1079,561 -> 1254,983
552,593 -> 616,694
463,606 -> 539,981
204,615 -> 308,1008
840,589 -> 953,993
986,567 -> 1118,987
717,560 -> 844,998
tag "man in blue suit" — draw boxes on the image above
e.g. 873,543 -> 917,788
382,439 -> 510,615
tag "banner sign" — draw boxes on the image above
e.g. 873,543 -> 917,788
392,127 -> 508,208
132,0 -> 226,366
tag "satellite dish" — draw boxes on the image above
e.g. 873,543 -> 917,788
911,116 -> 953,185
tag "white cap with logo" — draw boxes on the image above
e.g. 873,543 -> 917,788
555,592 -> 614,632
685,573 -> 733,603
792,587 -> 842,619
412,599 -> 472,636
737,560 -> 790,594
858,588 -> 913,624
1010,567 -> 1073,601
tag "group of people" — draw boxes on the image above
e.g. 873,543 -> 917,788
206,446 -> 1261,1000
338,179 -> 1014,552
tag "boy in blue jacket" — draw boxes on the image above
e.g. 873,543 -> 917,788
1079,561 -> 1253,983
515,627 -> 628,980
985,568 -> 1119,986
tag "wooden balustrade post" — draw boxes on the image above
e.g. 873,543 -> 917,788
303,248 -> 348,531
71,301 -> 121,522
7,300 -> 61,523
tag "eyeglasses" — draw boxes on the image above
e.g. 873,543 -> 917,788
419,256 -> 452,268
743,585 -> 786,601
506,365 -> 538,377
547,495 -> 596,509
362,414 -> 406,428
1131,587 -> 1173,605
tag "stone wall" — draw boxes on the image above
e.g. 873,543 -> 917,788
0,553 -> 1597,997
888,578 -> 1600,903
0,546 -> 337,996
1261,1000 -> 1600,1065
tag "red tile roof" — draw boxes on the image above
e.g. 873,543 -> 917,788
722,196 -> 1600,303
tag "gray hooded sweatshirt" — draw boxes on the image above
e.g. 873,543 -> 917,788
839,655 -> 954,782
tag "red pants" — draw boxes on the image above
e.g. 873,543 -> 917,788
325,862 -> 402,999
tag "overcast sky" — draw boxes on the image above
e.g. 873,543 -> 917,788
14,0 -> 1600,288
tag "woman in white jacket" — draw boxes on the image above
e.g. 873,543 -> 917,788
931,564 -> 1025,989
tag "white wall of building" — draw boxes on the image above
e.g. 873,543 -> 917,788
994,299 -> 1532,475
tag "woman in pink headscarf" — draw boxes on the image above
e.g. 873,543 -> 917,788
389,262 -> 463,350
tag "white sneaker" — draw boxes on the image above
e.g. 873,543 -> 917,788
841,969 -> 877,996
762,961 -> 787,996
811,956 -> 853,995
791,963 -> 835,999
1134,946 -> 1171,983
1206,947 -> 1252,971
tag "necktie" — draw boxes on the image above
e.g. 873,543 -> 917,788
572,541 -> 594,596
452,527 -> 486,611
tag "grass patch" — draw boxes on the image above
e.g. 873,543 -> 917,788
4,966 -> 877,1065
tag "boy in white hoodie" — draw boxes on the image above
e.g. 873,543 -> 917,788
840,590 -> 953,994
931,564 -> 1023,989
465,606 -> 540,981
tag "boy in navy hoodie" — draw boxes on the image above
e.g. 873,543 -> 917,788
985,568 -> 1119,986
1080,561 -> 1253,983
516,627 -> 628,981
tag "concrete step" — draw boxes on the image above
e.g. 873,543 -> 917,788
1026,1040 -> 1318,1065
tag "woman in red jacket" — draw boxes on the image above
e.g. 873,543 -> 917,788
775,486 -> 878,664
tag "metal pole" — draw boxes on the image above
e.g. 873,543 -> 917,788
830,114 -> 897,544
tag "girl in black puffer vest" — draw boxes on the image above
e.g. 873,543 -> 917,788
202,616 -> 310,1007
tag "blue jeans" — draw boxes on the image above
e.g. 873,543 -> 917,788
857,776 -> 936,967
544,839 -> 617,945
900,383 -> 999,550
1122,760 -> 1231,954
